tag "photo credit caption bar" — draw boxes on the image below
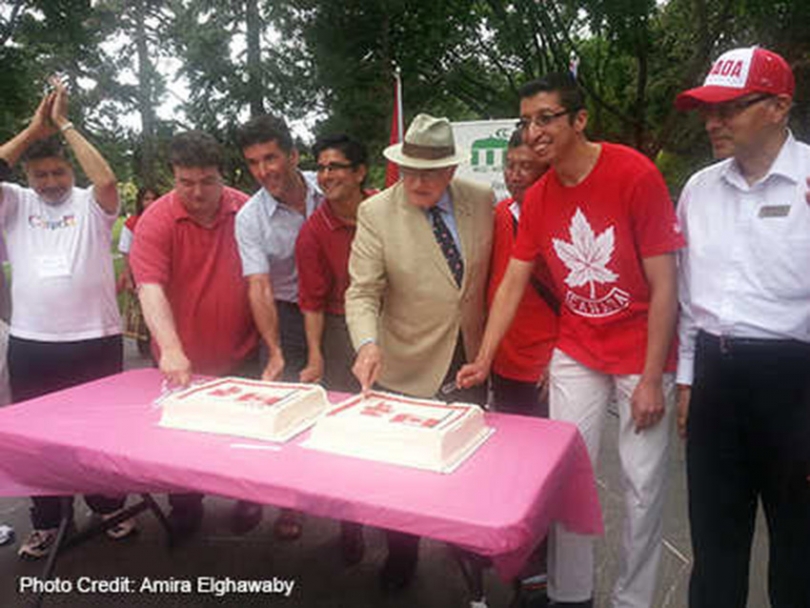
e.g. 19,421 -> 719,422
18,576 -> 297,598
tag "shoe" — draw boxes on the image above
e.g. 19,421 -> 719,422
18,528 -> 58,560
340,522 -> 365,566
379,547 -> 418,594
273,509 -> 303,541
230,501 -> 262,535
102,510 -> 138,540
0,524 -> 14,546
167,506 -> 203,547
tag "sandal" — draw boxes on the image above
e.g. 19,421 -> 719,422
273,509 -> 303,541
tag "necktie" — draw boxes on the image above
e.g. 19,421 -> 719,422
428,206 -> 463,287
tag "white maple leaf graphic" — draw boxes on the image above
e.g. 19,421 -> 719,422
552,208 -> 618,299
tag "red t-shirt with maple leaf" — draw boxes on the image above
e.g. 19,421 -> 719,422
512,143 -> 684,375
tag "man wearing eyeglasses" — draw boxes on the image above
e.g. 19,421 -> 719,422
346,113 -> 494,592
458,73 -> 684,608
674,47 -> 810,608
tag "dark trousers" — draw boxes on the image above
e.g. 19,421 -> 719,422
687,332 -> 810,608
322,313 -> 359,393
437,335 -> 487,406
275,300 -> 308,382
491,372 -> 548,417
8,335 -> 125,529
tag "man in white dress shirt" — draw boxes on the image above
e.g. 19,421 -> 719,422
675,46 -> 810,608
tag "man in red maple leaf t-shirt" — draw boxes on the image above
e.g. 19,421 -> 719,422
458,74 -> 684,608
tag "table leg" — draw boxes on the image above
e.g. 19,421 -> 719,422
33,494 -> 169,607
35,496 -> 74,608
451,545 -> 491,607
140,493 -> 173,543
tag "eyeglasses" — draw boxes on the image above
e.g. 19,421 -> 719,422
698,94 -> 773,121
316,162 -> 354,173
516,109 -> 573,130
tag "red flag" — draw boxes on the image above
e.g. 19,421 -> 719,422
385,65 -> 404,188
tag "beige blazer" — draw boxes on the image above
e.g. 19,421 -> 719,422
345,177 -> 494,397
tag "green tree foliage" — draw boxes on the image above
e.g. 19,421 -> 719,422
2,0 -> 809,194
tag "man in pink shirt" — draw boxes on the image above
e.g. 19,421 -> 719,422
131,131 -> 261,541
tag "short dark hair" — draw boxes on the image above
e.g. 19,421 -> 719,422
508,129 -> 525,149
236,114 -> 293,153
313,134 -> 368,167
169,131 -> 223,170
518,73 -> 586,120
21,137 -> 69,165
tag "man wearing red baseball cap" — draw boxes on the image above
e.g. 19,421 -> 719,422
675,46 -> 810,608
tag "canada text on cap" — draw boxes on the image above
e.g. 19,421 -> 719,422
675,46 -> 794,110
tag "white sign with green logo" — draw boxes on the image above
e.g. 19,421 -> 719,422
450,119 -> 517,203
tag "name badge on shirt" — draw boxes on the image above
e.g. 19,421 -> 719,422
758,205 -> 791,218
36,254 -> 71,278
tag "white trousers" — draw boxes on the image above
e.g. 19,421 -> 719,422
546,349 -> 674,607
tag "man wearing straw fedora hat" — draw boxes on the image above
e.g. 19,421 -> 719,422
345,113 -> 494,591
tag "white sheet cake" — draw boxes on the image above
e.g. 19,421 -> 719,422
306,391 -> 493,473
158,377 -> 328,442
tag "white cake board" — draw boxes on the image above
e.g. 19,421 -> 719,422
158,409 -> 325,444
303,426 -> 495,474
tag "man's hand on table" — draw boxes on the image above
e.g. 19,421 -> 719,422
262,348 -> 284,381
299,353 -> 323,384
352,342 -> 382,395
159,347 -> 192,387
456,357 -> 490,390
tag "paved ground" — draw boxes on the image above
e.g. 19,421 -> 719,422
0,338 -> 770,607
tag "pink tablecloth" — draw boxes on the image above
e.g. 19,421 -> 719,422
0,369 -> 602,579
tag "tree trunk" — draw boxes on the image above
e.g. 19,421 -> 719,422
245,0 -> 264,117
134,0 -> 157,187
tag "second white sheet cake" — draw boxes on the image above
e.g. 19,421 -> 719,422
305,391 -> 493,473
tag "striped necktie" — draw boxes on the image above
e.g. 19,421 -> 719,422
428,206 -> 463,287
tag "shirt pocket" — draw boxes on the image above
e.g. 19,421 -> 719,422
752,233 -> 810,299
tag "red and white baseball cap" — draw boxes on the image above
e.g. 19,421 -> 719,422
675,46 -> 794,110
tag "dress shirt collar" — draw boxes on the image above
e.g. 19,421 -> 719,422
508,198 -> 521,220
432,189 -> 453,216
170,188 -> 238,227
260,171 -> 321,217
722,131 -> 800,191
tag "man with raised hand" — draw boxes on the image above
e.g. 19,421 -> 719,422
346,113 -> 494,592
0,78 -> 132,559
674,46 -> 810,608
458,73 -> 684,608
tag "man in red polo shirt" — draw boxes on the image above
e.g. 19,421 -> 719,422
130,131 -> 260,541
488,128 -> 557,416
296,134 -> 372,393
459,74 -> 683,608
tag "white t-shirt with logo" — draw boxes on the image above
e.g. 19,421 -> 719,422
0,183 -> 122,341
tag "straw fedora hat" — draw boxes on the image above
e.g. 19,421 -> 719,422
383,113 -> 467,169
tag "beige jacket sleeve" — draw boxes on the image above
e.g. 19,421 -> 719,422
345,192 -> 387,350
